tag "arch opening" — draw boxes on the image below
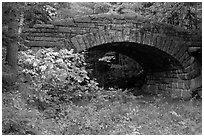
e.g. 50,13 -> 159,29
88,42 -> 183,73
85,49 -> 145,90
85,42 -> 186,97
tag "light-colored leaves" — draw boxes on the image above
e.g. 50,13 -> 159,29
18,47 -> 99,103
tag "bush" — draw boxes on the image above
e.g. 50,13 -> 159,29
18,48 -> 99,105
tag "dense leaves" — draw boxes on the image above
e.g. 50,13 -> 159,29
18,48 -> 99,104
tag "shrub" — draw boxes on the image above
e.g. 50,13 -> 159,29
18,48 -> 99,106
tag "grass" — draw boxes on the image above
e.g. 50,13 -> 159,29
2,87 -> 202,135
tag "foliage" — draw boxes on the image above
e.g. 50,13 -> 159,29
2,2 -> 23,25
54,2 -> 93,19
18,48 -> 99,105
143,2 -> 202,30
93,2 -> 112,14
23,2 -> 55,27
2,90 -> 43,135
51,2 -> 201,31
3,83 -> 202,135
2,2 -> 55,35
40,92 -> 202,135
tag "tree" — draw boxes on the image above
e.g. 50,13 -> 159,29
2,2 -> 21,85
23,2 -> 55,27
2,2 -> 54,86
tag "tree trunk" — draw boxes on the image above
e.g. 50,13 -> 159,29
6,18 -> 19,69
6,42 -> 18,72
3,13 -> 21,87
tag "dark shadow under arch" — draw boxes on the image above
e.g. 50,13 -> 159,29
87,42 -> 183,73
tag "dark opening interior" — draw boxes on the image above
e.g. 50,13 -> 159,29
89,42 -> 182,72
85,42 -> 183,90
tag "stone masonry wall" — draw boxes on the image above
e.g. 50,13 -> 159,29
144,55 -> 201,98
144,70 -> 191,98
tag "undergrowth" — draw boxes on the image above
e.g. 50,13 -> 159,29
2,48 -> 202,135
2,88 -> 202,135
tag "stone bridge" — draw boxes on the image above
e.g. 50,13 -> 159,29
23,13 -> 202,99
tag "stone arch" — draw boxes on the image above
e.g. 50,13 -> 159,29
70,29 -> 190,70
71,28 -> 197,73
70,29 -> 198,98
